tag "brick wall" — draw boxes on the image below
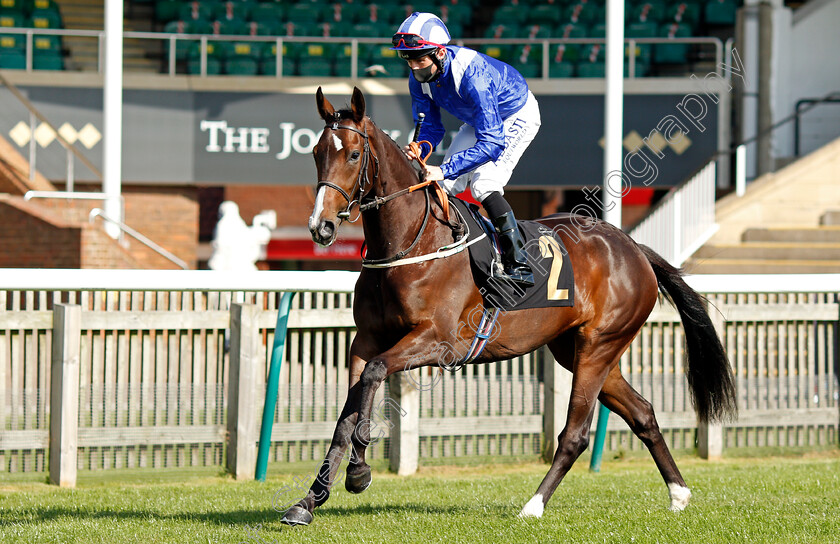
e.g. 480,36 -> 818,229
0,196 -> 81,268
30,185 -> 199,269
225,185 -> 314,226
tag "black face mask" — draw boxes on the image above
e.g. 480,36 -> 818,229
411,64 -> 437,83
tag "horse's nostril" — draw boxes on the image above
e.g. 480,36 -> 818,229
319,221 -> 335,241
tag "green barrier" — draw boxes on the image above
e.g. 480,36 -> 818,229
589,402 -> 610,472
255,291 -> 296,482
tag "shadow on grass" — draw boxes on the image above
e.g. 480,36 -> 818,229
0,500 -> 502,528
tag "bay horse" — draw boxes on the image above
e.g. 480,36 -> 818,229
282,87 -> 736,526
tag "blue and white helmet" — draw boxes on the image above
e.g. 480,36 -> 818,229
391,12 -> 451,60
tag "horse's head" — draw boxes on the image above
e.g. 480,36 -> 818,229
309,86 -> 373,247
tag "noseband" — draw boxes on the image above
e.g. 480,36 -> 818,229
316,116 -> 379,221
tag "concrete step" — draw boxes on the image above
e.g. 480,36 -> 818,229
693,243 -> 840,260
742,226 -> 840,243
820,210 -> 840,225
686,258 -> 840,274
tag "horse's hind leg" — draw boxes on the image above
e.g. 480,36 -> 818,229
519,332 -> 621,518
598,366 -> 691,511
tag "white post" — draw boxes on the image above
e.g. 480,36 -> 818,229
227,303 -> 259,479
603,0 -> 625,228
50,304 -> 80,487
542,347 -> 573,462
698,295 -> 725,459
388,371 -> 419,475
103,1 -> 124,239
736,144 -> 746,197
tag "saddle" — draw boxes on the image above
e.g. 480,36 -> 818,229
450,197 -> 575,311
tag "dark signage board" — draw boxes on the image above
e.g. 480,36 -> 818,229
6,86 -> 717,188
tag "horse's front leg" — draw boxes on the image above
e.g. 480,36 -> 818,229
280,336 -> 375,526
344,322 -> 440,494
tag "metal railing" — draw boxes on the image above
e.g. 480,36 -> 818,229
0,27 -> 723,79
628,159 -> 719,266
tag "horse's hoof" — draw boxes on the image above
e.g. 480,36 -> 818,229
345,465 -> 372,494
281,505 -> 313,526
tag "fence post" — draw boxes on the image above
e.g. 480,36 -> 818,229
388,371 -> 419,475
542,346 -> 572,462
50,303 -> 80,487
699,294 -> 725,459
227,303 -> 259,479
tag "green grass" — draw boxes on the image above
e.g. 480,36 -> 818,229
1,450 -> 839,543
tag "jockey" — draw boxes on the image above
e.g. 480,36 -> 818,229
393,12 -> 540,288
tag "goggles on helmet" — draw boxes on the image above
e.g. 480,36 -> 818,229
391,33 -> 444,59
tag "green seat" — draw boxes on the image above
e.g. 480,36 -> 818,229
654,23 -> 691,63
362,57 -> 406,78
0,49 -> 25,68
519,24 -> 552,39
480,44 -> 515,63
297,57 -> 334,76
350,22 -> 391,37
629,1 -> 665,24
511,45 -> 542,78
492,5 -> 526,25
526,4 -> 562,26
213,18 -> 246,35
242,21 -> 272,36
333,43 -> 367,77
318,22 -> 348,37
580,43 -> 605,63
0,11 -> 24,27
665,2 -> 701,25
484,23 -> 520,39
549,61 -> 574,78
439,3 -> 471,27
187,55 -> 222,74
576,60 -> 605,78
627,21 -> 657,63
588,22 -> 607,37
0,0 -> 27,12
33,50 -> 63,70
260,55 -> 296,76
250,2 -> 285,22
31,0 -> 58,10
553,23 -> 587,62
0,33 -> 24,51
155,0 -> 182,23
214,0 -> 255,22
286,3 -> 329,23
225,56 -> 259,75
705,0 -> 736,25
163,21 -> 197,60
33,34 -> 61,52
563,2 -> 599,25
178,2 -> 213,23
332,2 -> 366,24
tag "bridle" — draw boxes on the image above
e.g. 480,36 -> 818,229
316,114 -> 462,266
316,114 -> 380,222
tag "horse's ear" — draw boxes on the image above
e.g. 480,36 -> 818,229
316,86 -> 335,123
350,87 -> 365,123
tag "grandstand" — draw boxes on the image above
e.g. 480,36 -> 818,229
0,0 -> 743,77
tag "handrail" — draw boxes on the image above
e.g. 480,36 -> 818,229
628,158 -> 718,266
88,208 -> 190,270
0,27 -> 722,80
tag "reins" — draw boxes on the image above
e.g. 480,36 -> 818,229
317,115 -> 464,267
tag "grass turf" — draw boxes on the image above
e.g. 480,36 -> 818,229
1,450 -> 838,543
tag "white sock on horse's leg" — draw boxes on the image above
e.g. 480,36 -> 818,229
667,483 -> 691,511
518,494 -> 544,518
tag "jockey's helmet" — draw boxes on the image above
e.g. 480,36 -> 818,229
391,12 -> 450,60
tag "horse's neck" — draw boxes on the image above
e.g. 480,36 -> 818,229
362,129 -> 449,259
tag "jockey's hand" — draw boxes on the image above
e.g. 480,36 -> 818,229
424,165 -> 444,182
403,144 -> 418,161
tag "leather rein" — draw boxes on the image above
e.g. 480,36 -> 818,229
316,117 -> 457,266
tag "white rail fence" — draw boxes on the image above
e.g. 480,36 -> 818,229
0,270 -> 837,481
629,160 -> 719,266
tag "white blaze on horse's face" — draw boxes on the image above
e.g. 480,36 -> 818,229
331,133 -> 343,152
309,185 -> 336,248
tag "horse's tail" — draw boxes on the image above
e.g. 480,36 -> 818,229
639,244 -> 738,423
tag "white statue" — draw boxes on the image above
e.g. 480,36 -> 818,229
208,201 -> 275,271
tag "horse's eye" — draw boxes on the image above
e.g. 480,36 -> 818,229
349,150 -> 361,161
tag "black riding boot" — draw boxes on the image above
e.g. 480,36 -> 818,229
491,211 -> 535,288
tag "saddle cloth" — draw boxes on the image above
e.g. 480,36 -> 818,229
450,197 -> 574,311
